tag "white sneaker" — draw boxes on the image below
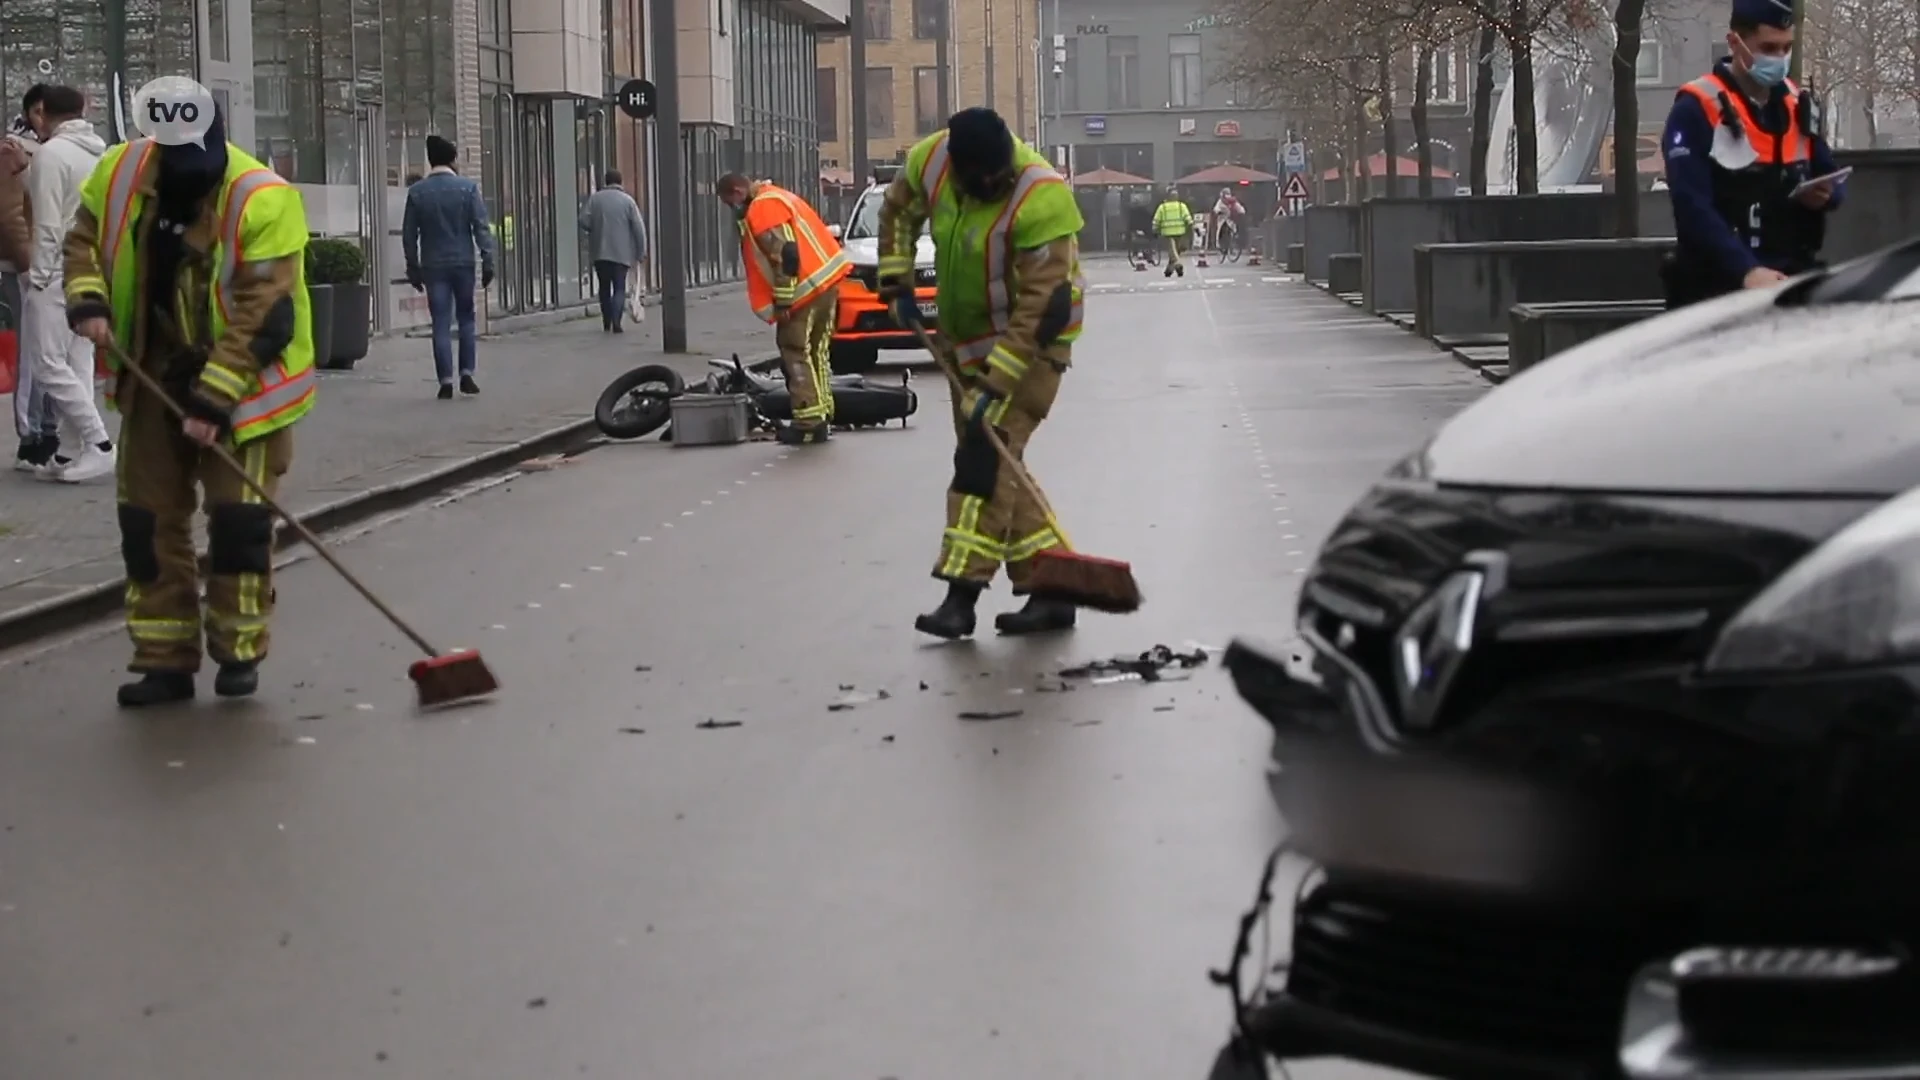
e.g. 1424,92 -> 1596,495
53,443 -> 115,483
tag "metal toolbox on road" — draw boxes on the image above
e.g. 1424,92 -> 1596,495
669,393 -> 751,447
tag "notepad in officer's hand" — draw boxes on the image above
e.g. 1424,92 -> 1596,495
1792,167 -> 1853,198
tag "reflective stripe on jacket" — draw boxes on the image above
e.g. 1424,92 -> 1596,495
895,131 -> 1086,366
73,139 -> 316,442
1676,74 -> 1812,168
740,182 -> 849,322
1152,199 -> 1193,237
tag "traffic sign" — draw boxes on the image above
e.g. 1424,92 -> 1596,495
614,79 -> 657,120
1282,173 -> 1310,199
1283,142 -> 1306,171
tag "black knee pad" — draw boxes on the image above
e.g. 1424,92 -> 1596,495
117,504 -> 161,584
208,502 -> 276,576
1036,281 -> 1074,347
249,295 -> 297,363
950,427 -> 999,499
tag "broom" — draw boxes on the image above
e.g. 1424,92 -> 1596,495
902,315 -> 1141,614
105,340 -> 499,707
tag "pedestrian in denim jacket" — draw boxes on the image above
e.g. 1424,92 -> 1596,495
402,135 -> 495,399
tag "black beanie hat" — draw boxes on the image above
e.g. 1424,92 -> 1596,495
155,105 -> 229,205
946,107 -> 1013,174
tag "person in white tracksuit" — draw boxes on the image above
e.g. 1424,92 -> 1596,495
22,85 -> 113,483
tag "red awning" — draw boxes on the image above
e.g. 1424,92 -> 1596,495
1175,163 -> 1280,185
1070,166 -> 1154,187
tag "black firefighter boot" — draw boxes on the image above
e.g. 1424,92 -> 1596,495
117,672 -> 197,708
914,580 -> 982,640
995,595 -> 1077,635
215,662 -> 260,698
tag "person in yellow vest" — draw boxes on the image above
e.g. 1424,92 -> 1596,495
875,107 -> 1086,639
1151,185 -> 1194,278
64,106 -> 316,707
717,172 -> 851,445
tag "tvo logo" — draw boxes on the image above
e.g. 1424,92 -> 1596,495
132,77 -> 217,148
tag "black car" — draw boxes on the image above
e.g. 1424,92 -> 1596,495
1218,240 -> 1920,1080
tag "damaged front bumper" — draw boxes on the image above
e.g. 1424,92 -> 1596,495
1218,639 -> 1920,1080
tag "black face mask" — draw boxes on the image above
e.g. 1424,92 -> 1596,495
956,169 -> 1014,202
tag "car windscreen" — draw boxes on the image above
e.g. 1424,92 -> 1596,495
846,191 -> 931,240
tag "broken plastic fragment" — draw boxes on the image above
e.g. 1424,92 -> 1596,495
1060,644 -> 1211,683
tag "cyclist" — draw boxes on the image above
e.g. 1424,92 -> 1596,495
1212,187 -> 1246,255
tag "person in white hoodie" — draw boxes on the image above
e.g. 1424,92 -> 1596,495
3,87 -> 61,471
22,85 -> 113,483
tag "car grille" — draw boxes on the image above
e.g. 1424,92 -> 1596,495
849,265 -> 936,290
1286,883 -> 1676,1060
1299,485 -> 1844,737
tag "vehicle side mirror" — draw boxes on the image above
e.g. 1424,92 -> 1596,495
826,223 -> 843,238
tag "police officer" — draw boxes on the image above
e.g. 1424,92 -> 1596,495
1660,0 -> 1844,308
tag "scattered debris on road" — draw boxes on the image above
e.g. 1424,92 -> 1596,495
618,727 -> 646,735
634,664 -> 653,672
1059,644 -> 1212,684
829,687 -> 891,711
696,719 -> 743,730
527,997 -> 548,1009
959,709 -> 1023,721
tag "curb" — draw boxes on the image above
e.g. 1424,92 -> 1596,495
0,414 -> 605,653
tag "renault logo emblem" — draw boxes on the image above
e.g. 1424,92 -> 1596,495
1391,569 -> 1484,731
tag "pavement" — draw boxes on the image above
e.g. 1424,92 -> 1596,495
0,288 -> 773,637
0,258 -> 1481,1080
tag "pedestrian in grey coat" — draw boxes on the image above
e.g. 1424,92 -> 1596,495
580,172 -> 648,332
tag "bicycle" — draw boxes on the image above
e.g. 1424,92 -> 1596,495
1218,219 -> 1245,263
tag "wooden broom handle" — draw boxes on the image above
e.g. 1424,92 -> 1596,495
904,319 -> 1074,552
105,340 -> 444,659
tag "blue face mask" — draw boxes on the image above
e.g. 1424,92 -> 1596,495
1748,51 -> 1790,87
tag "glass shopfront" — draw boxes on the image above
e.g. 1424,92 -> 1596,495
1,0 -> 198,140
678,0 -> 822,288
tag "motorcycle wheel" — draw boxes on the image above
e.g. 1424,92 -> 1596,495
594,363 -> 685,440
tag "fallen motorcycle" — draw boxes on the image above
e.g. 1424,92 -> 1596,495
593,354 -> 916,441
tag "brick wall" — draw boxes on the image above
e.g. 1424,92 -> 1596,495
819,0 -> 1039,174
451,0 -> 487,329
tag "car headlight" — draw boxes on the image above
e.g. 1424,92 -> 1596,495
1702,488 -> 1920,674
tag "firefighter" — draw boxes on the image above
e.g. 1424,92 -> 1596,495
1152,185 -> 1194,278
875,107 -> 1086,639
64,107 -> 315,707
717,172 -> 851,445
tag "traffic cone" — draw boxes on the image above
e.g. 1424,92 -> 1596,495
1249,248 -> 1262,266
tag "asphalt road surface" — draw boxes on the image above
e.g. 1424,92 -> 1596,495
0,259 -> 1483,1080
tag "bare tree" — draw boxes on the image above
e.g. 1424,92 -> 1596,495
1611,0 -> 1650,235
1455,0 -> 1608,191
1217,0 -> 1413,201
1803,0 -> 1917,147
1468,22 -> 1500,192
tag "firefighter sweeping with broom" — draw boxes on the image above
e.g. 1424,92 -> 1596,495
63,81 -> 496,711
877,107 -> 1139,639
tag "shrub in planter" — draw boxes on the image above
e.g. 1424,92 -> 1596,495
304,237 -> 369,369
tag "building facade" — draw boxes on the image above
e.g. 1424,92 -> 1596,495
0,0 -> 843,328
1036,0 -> 1284,184
815,0 -> 1040,176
